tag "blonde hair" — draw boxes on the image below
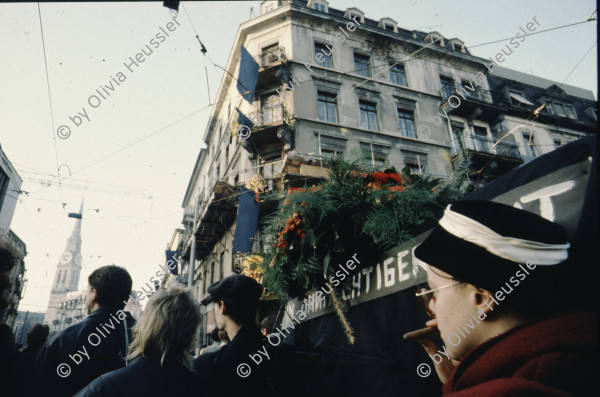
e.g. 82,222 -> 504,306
126,286 -> 200,369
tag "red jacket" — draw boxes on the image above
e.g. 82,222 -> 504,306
443,308 -> 598,396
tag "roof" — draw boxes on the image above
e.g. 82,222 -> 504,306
491,66 -> 596,101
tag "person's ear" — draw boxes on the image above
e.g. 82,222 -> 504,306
473,287 -> 497,316
218,300 -> 226,315
91,288 -> 99,303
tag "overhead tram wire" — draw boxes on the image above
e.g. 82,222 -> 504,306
17,169 -> 153,199
181,2 -> 253,97
469,17 -> 597,48
26,103 -> 212,198
37,3 -> 65,211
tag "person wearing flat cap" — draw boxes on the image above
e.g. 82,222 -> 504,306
413,201 -> 598,396
193,274 -> 292,397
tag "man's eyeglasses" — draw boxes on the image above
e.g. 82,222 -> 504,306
415,281 -> 461,317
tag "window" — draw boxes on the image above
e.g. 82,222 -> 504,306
440,76 -> 453,100
451,121 -> 464,135
219,251 -> 225,280
314,42 -> 332,68
451,42 -> 465,52
403,151 -> 427,174
554,103 -> 566,117
349,13 -> 361,21
397,109 -> 415,138
0,168 -> 8,211
553,138 -> 562,148
564,105 -> 577,119
426,33 -> 444,47
473,126 -> 489,152
317,134 -> 346,157
210,261 -> 215,284
461,81 -> 476,99
354,53 -> 370,77
359,100 -> 378,130
390,64 -> 406,86
522,133 -> 536,157
549,101 -> 576,118
261,43 -> 280,67
360,142 -> 388,168
508,90 -> 534,107
317,91 -> 338,122
312,2 -> 326,12
261,95 -> 282,124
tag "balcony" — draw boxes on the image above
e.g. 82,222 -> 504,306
256,46 -> 287,68
438,82 -> 504,123
248,103 -> 293,130
182,180 -> 237,262
452,134 -> 521,159
451,134 -> 523,176
254,46 -> 288,88
439,82 -> 493,104
243,103 -> 294,158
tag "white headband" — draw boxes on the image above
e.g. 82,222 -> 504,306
438,205 -> 570,265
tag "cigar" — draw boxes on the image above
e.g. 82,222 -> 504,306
403,327 -> 440,341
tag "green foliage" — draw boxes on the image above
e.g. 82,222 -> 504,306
259,154 -> 470,300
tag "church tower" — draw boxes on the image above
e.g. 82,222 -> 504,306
44,201 -> 84,332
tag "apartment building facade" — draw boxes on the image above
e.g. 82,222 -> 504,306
174,0 -> 597,342
0,144 -> 27,328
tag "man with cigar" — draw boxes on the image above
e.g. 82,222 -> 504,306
410,201 -> 598,395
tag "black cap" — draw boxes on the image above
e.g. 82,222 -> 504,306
200,274 -> 263,306
414,200 -> 569,292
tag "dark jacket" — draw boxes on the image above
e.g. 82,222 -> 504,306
443,308 -> 599,396
0,323 -> 39,397
73,355 -> 199,396
20,344 -> 44,365
33,307 -> 135,397
194,324 -> 292,397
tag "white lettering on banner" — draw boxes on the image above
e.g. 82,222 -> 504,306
282,239 -> 429,327
362,267 -> 373,294
351,273 -> 361,299
398,250 -> 411,282
383,257 -> 395,288
515,180 -> 576,221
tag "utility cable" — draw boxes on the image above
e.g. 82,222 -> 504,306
37,2 -> 65,210
469,18 -> 596,48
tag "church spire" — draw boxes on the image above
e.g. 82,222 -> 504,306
44,200 -> 85,330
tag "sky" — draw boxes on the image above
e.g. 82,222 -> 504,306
0,0 -> 596,314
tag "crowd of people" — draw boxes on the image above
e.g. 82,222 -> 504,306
0,200 -> 597,396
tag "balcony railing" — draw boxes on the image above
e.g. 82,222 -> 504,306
452,134 -> 521,160
248,103 -> 292,129
255,46 -> 287,68
438,82 -> 493,104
